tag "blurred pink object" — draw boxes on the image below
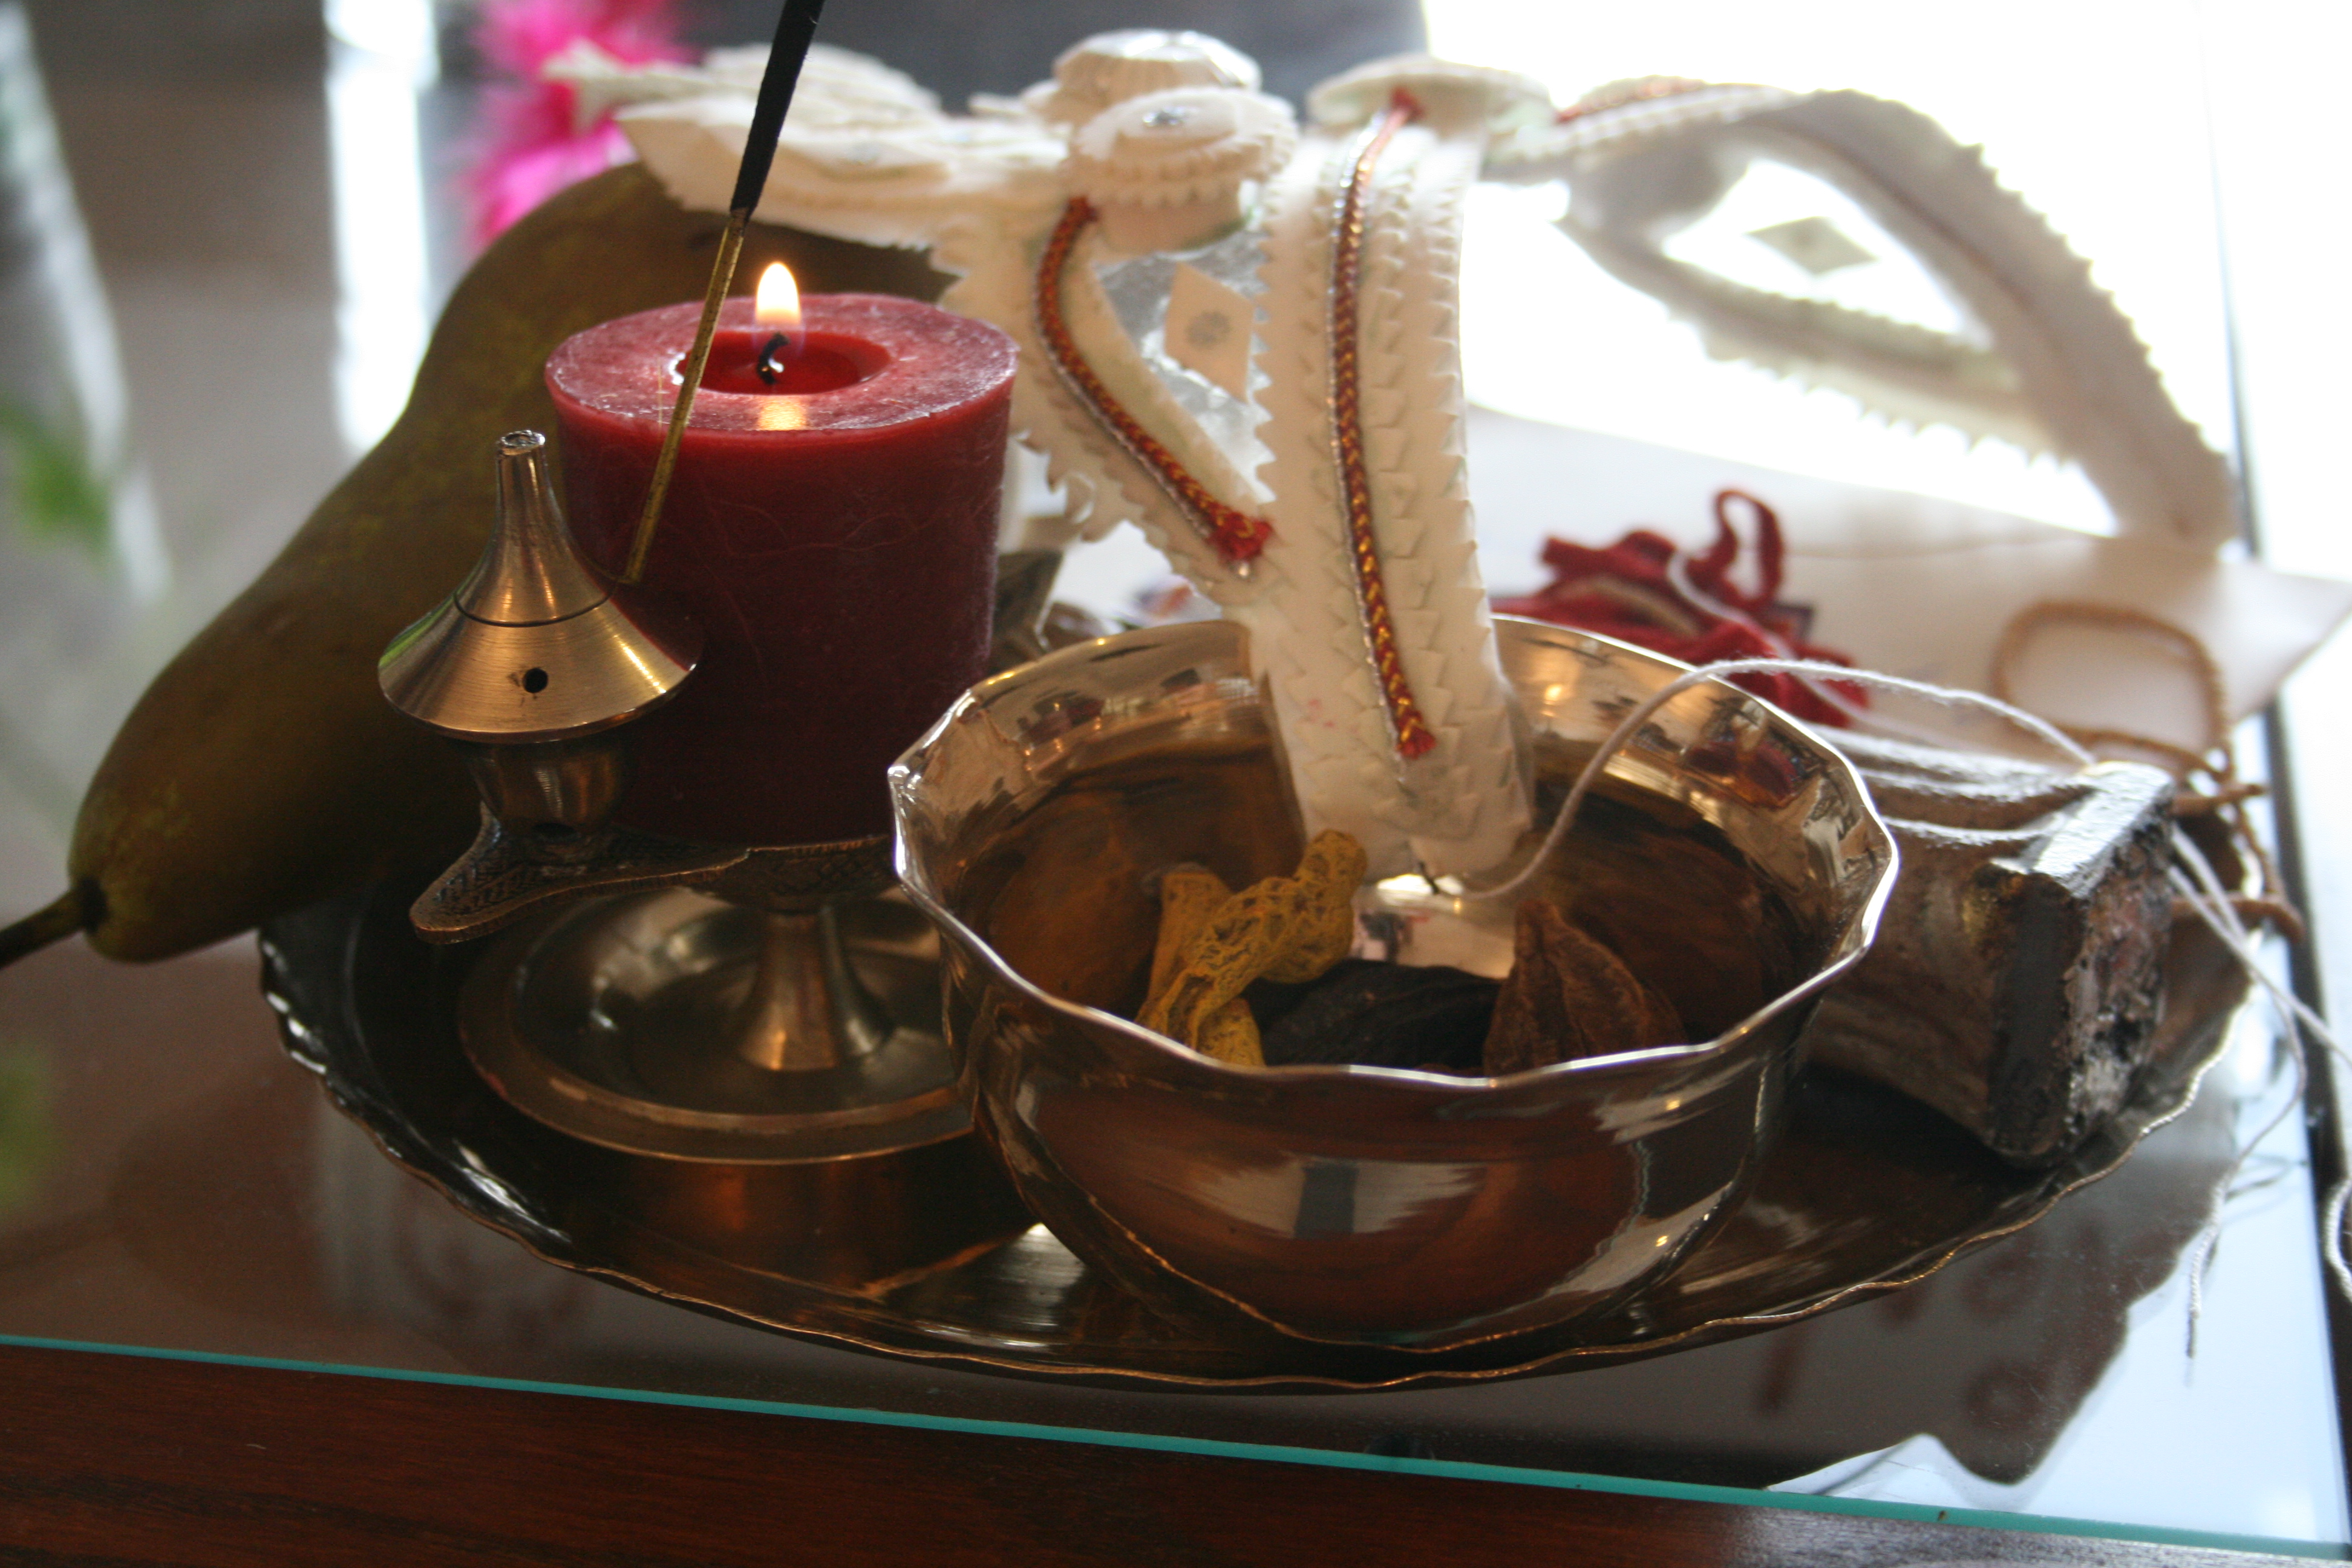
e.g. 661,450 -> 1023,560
466,0 -> 687,246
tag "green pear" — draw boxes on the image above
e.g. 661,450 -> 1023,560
1,165 -> 944,965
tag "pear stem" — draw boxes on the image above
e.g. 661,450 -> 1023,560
0,885 -> 90,972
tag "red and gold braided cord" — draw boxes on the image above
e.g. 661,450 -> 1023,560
1328,92 -> 1437,762
1033,199 -> 1272,567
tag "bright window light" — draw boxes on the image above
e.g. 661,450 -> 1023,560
1423,0 -> 2231,535
325,0 -> 436,455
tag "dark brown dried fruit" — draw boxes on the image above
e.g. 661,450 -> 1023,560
1482,900 -> 1684,1074
1251,959 -> 1499,1074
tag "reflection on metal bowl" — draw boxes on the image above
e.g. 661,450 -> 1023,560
891,618 -> 1898,1351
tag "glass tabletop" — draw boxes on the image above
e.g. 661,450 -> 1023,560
0,0 -> 2344,1557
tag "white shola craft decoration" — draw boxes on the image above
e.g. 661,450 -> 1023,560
560,30 -> 2341,873
578,32 -> 1550,877
1481,79 -> 2239,552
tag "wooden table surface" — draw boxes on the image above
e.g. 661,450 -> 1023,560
1,1341 -> 2320,1567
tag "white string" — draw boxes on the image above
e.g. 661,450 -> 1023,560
2167,839 -> 2305,1353
1471,655 -> 2092,904
1661,541 -> 2060,756
2167,825 -> 2352,1312
1476,648 -> 2348,1330
1659,552 -> 1924,743
2328,1181 -> 2352,1307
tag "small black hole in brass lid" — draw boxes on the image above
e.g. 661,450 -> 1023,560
377,431 -> 701,743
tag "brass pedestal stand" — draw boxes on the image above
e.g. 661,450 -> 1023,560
380,432 -> 968,1163
445,838 -> 965,1164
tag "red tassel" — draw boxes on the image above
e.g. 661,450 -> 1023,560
1495,490 -> 1867,727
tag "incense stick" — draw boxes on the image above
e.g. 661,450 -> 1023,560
619,0 -> 829,584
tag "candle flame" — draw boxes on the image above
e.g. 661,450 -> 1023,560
754,262 -> 801,332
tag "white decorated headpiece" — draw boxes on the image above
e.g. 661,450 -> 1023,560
589,32 -> 2243,877
1024,29 -> 1261,125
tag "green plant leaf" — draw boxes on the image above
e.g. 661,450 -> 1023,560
0,403 -> 110,555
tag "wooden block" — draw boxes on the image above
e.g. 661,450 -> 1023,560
1806,734 -> 2175,1166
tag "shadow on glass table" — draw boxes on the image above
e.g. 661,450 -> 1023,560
0,916 -> 2331,1551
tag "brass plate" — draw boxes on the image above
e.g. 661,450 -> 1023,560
261,879 -> 2247,1391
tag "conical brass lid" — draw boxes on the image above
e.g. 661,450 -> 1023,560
379,431 -> 700,744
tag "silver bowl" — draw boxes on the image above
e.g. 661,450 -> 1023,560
890,618 -> 1896,1351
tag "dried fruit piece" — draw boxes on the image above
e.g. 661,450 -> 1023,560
1149,866 -> 1232,1001
1261,831 -> 1370,983
1483,900 -> 1684,1074
1254,959 -> 1498,1073
1138,881 -> 1290,1044
1138,831 -> 1367,1060
1195,1000 -> 1266,1067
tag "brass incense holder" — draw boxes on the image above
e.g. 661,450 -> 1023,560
380,431 -> 962,1164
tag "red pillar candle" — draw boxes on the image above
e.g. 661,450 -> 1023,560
547,292 -> 1017,846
